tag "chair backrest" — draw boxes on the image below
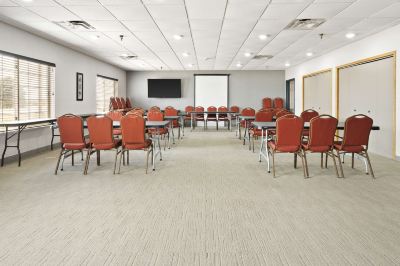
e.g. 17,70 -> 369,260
126,110 -> 143,117
218,106 -> 228,112
149,106 -> 160,112
342,114 -> 373,147
87,116 -> 114,146
57,114 -> 85,145
241,107 -> 255,116
120,98 -> 126,109
121,114 -> 146,145
262,97 -> 272,109
132,107 -> 144,114
147,110 -> 164,121
301,109 -> 319,122
230,106 -> 240,113
110,97 -> 119,110
165,106 -> 174,110
276,109 -> 291,118
274,98 -> 284,109
255,110 -> 273,122
207,106 -> 217,112
195,106 -> 204,112
106,111 -> 123,121
308,115 -> 338,147
185,106 -> 194,113
275,115 -> 303,148
115,97 -> 124,109
125,97 -> 132,108
165,107 -> 178,116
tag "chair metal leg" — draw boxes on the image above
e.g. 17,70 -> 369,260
84,148 -> 91,175
118,149 -> 124,174
60,151 -> 66,171
81,150 -> 84,161
54,148 -> 64,175
325,152 -> 328,168
146,149 -> 150,174
330,151 -> 340,178
272,151 -> 276,178
302,150 -> 309,178
113,148 -> 119,174
364,151 -> 375,178
71,150 -> 74,166
336,150 -> 344,178
320,153 -> 323,168
96,150 -> 100,166
294,153 -> 297,169
351,153 -> 355,168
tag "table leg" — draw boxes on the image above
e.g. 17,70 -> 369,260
1,126 -> 9,167
259,129 -> 264,162
191,113 -> 193,131
17,126 -> 22,167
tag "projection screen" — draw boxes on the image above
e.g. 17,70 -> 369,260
194,75 -> 229,108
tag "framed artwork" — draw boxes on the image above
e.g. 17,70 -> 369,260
76,72 -> 83,101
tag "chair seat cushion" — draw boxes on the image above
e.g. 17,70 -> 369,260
92,138 -> 121,150
63,139 -> 90,150
334,141 -> 365,153
302,143 -> 331,152
148,128 -> 168,135
124,139 -> 152,150
250,129 -> 266,136
113,128 -> 122,135
268,141 -> 300,152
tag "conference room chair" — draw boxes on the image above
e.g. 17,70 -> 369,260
149,106 -> 161,112
85,116 -> 122,175
301,115 -> 339,178
333,114 -> 375,178
184,105 -> 194,127
276,109 -> 291,118
273,97 -> 284,109
147,109 -> 169,150
106,111 -> 124,136
249,110 -> 273,152
300,109 -> 319,138
206,106 -> 218,130
125,97 -> 133,109
262,97 -> 272,109
127,110 -> 143,117
240,107 -> 256,145
118,114 -> 153,174
120,97 -> 127,109
165,106 -> 181,139
194,106 -> 205,129
130,107 -> 145,115
110,97 -> 119,111
55,114 -> 88,174
218,106 -> 229,129
230,105 -> 240,129
267,114 -> 307,178
115,97 -> 124,110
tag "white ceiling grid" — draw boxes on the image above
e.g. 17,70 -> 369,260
0,0 -> 399,70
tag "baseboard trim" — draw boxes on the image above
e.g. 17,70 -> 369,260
0,142 -> 61,166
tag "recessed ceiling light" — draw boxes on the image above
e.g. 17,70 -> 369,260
306,52 -> 313,57
258,34 -> 268,40
346,32 -> 356,39
244,52 -> 252,57
285,63 -> 291,67
173,34 -> 183,40
182,52 -> 189,57
21,0 -> 33,2
121,53 -> 128,57
188,63 -> 193,67
90,35 -> 100,40
236,63 -> 242,67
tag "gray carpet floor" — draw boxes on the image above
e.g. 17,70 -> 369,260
1,129 -> 400,265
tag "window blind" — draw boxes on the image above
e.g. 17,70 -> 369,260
0,52 -> 55,122
96,75 -> 118,113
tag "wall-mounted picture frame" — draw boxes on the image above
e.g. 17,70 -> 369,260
76,72 -> 83,101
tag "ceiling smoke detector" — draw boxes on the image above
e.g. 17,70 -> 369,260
252,55 -> 273,60
56,20 -> 95,30
285,19 -> 326,30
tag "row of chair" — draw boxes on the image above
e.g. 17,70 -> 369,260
110,97 -> 133,111
262,97 -> 284,109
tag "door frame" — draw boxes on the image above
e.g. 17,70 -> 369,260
285,78 -> 295,111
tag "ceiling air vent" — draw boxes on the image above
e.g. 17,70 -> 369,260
120,55 -> 138,60
253,55 -> 273,60
285,19 -> 326,30
55,21 -> 95,30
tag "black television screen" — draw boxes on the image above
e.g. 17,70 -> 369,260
148,79 -> 181,98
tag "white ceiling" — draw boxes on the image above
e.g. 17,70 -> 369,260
1,0 -> 400,71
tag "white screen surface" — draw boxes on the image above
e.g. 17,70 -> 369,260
194,75 -> 228,108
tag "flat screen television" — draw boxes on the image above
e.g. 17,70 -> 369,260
148,79 -> 181,98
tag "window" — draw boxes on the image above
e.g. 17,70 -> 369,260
96,75 -> 118,113
0,51 -> 55,122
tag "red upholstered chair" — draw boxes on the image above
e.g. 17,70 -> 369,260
267,114 -> 306,178
85,116 -> 121,175
249,110 -> 273,152
120,97 -> 127,109
110,97 -> 119,111
276,109 -> 291,118
118,114 -> 153,174
230,105 -> 240,113
240,107 -> 256,144
184,106 -> 194,127
115,97 -> 124,110
149,106 -> 161,112
302,115 -> 339,177
273,97 -> 284,109
106,111 -> 124,136
125,97 -> 133,109
147,110 -> 169,150
218,106 -> 229,129
130,107 -> 145,115
262,97 -> 272,109
333,114 -> 375,178
206,106 -> 218,130
300,109 -> 319,138
55,114 -> 89,174
164,106 -> 181,138
194,106 -> 205,129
